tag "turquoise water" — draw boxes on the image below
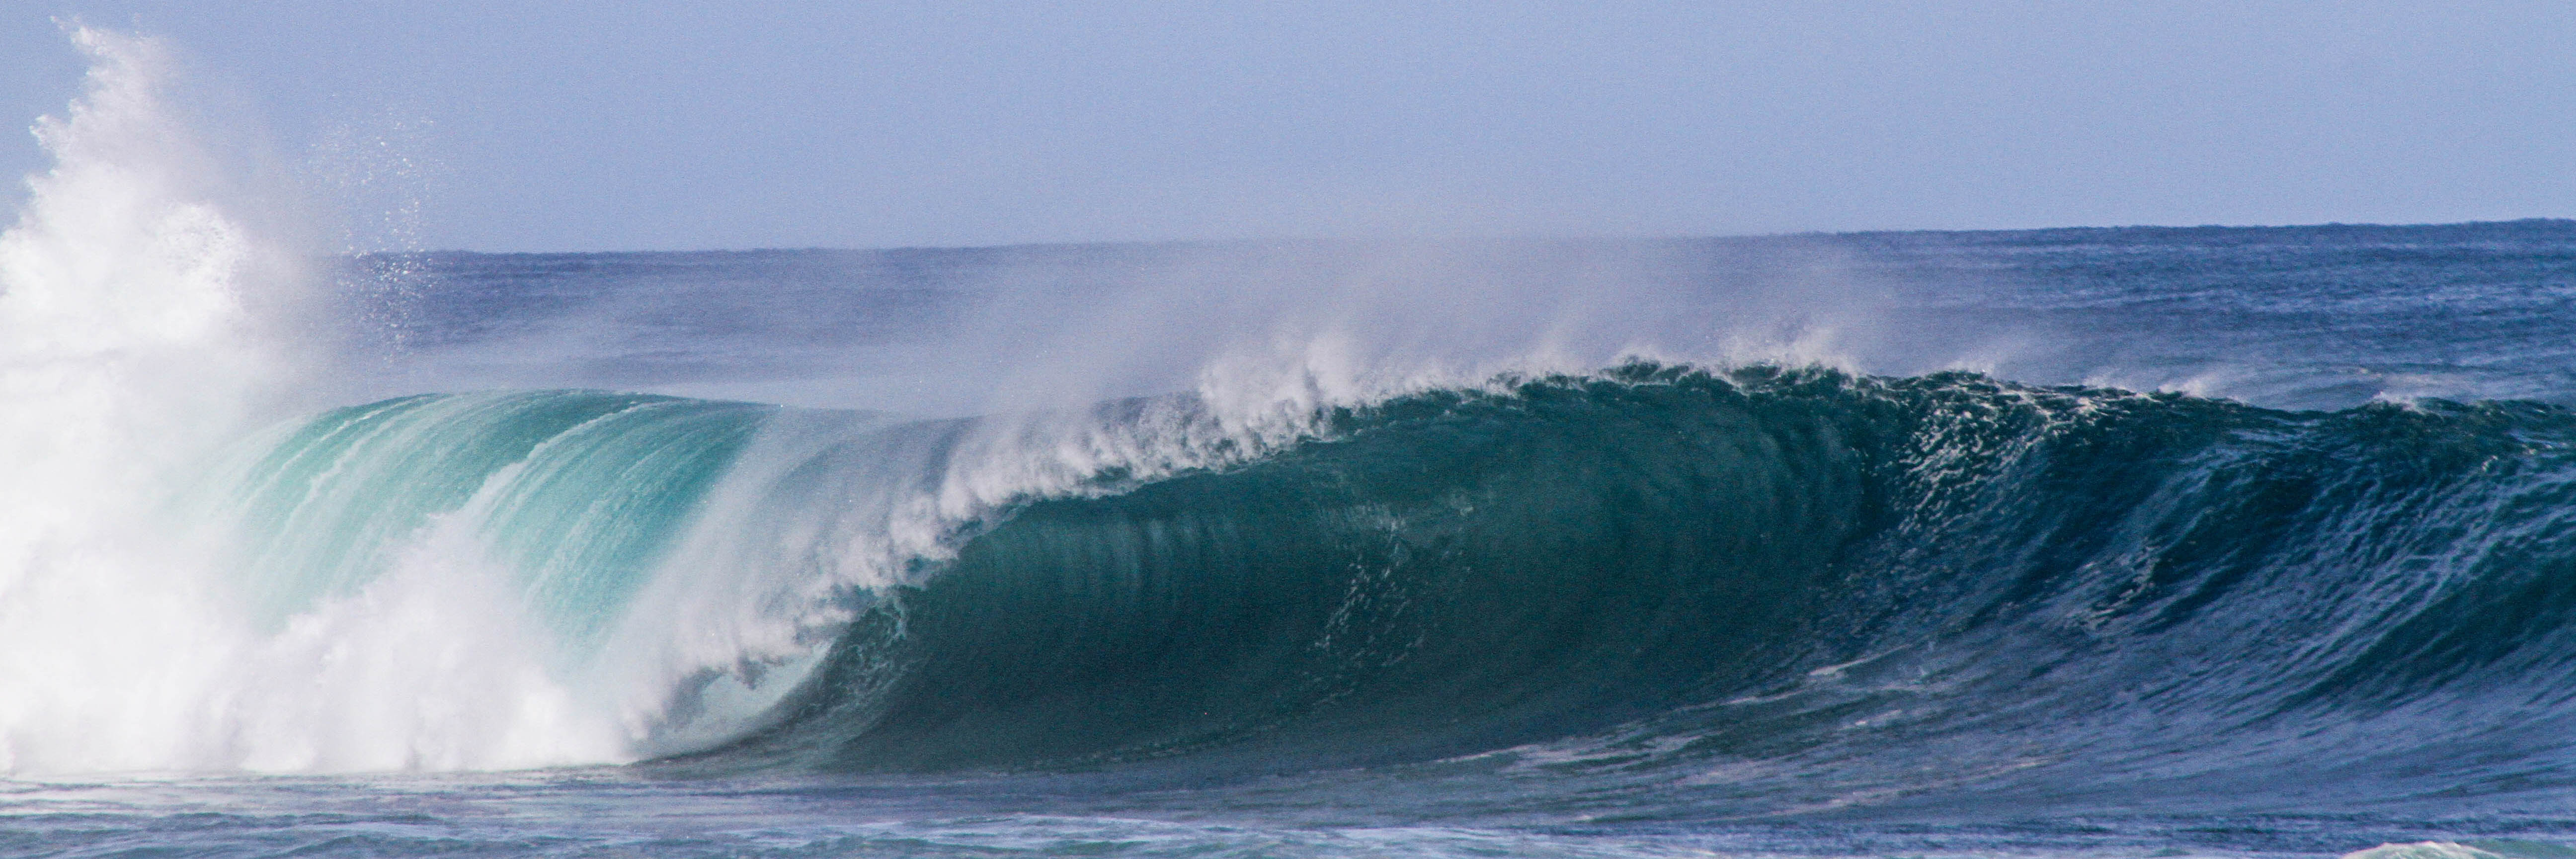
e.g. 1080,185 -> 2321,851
16,223 -> 2576,856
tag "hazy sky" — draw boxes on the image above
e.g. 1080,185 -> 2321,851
2,1 -> 2571,252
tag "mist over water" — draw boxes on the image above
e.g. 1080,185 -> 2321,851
335,238 -> 1900,417
339,224 -> 2576,419
13,25 -> 2576,859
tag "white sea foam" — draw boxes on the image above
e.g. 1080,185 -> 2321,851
0,28 -> 623,776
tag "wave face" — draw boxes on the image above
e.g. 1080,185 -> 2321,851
439,360 -> 2559,811
727,364 -> 1872,773
82,352 -> 2576,798
223,392 -> 775,642
85,356 -> 2574,806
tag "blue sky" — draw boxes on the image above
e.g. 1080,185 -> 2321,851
2,1 -> 2572,252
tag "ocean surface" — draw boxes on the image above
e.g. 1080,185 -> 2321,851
16,31 -> 2576,859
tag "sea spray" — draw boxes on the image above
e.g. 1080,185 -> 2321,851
0,26 -> 283,774
0,29 -> 621,774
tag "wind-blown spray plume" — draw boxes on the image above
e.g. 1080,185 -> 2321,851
0,28 -> 621,775
0,26 -> 279,774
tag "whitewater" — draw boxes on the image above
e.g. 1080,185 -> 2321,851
12,27 -> 2576,859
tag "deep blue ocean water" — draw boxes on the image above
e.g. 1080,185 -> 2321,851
15,222 -> 2576,858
